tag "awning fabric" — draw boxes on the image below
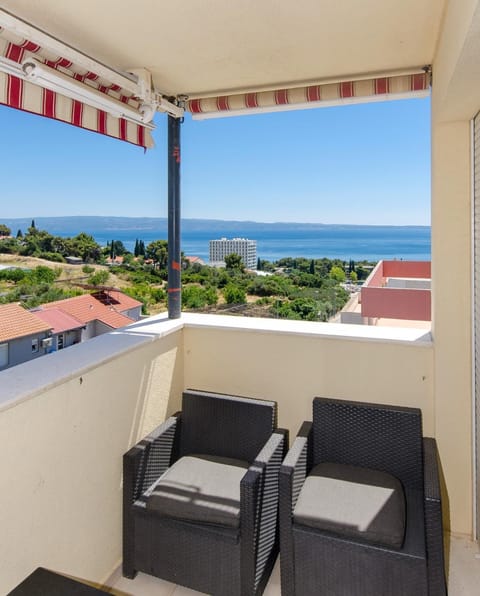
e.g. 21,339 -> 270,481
0,27 -> 154,148
187,72 -> 430,119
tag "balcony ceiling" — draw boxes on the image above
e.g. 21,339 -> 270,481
1,0 -> 446,98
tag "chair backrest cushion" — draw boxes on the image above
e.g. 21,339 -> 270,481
180,389 -> 277,462
313,397 -> 424,490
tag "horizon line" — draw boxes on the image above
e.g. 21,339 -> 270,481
2,215 -> 431,228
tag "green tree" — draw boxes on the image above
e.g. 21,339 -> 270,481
31,266 -> 59,284
329,265 -> 346,282
350,271 -> 358,283
146,239 -> 168,269
223,283 -> 246,304
309,259 -> 315,274
0,237 -> 20,254
68,232 -> 101,262
224,253 -> 244,271
0,224 -> 11,237
88,270 -> 110,286
16,229 -> 23,239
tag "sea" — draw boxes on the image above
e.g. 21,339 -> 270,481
2,217 -> 431,263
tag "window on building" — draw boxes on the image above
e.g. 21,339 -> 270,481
57,334 -> 64,350
31,338 -> 39,353
0,343 -> 8,368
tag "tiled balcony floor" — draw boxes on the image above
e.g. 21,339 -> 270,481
108,534 -> 479,596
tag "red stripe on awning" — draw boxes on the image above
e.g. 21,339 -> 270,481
306,85 -> 321,102
275,89 -> 288,105
43,88 -> 56,118
138,124 -> 145,148
120,117 -> 127,141
97,110 -> 107,135
245,93 -> 258,108
217,96 -> 229,111
21,41 -> 40,53
375,77 -> 389,94
45,58 -> 72,69
412,73 -> 427,91
189,98 -> 203,114
5,42 -> 23,63
340,81 -> 354,98
7,74 -> 22,108
72,99 -> 83,126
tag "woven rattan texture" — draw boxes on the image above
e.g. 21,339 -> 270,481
313,397 -> 424,490
180,390 -> 276,462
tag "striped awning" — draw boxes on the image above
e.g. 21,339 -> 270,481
0,25 -> 154,149
187,71 -> 430,119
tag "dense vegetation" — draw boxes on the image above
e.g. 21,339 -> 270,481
0,223 -> 374,321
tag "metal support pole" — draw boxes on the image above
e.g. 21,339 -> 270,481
167,114 -> 181,319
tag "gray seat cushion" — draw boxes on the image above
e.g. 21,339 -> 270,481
293,462 -> 406,548
146,454 -> 249,528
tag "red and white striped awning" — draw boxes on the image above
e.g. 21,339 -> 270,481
187,71 -> 430,119
0,25 -> 154,149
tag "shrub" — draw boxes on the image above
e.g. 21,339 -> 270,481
180,285 -> 218,309
88,270 -> 110,286
37,252 -> 66,263
223,284 -> 246,304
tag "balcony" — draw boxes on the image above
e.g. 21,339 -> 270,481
0,1 -> 478,593
0,313 -> 478,594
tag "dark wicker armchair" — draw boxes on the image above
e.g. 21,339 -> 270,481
279,397 -> 447,596
123,389 -> 287,596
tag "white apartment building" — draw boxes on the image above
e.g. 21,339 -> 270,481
209,237 -> 257,269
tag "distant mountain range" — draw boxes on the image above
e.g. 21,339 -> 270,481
1,215 -> 429,234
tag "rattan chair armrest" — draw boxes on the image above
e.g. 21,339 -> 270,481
423,437 -> 441,502
254,429 -> 289,466
124,413 -> 181,505
279,423 -> 311,596
123,413 -> 181,578
423,437 -> 448,596
281,422 -> 312,488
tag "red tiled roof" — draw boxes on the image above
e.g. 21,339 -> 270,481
42,295 -> 134,329
185,256 -> 205,264
0,303 -> 52,342
32,307 -> 85,334
106,256 -> 124,264
100,290 -> 142,311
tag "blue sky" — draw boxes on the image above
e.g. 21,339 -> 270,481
0,97 -> 430,225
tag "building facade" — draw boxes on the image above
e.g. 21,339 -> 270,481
209,237 -> 257,269
0,303 -> 53,371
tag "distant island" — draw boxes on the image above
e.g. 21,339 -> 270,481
1,215 -> 430,234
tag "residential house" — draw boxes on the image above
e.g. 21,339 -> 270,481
91,290 -> 143,321
341,260 -> 432,326
0,302 -> 52,370
31,306 -> 85,351
38,294 -> 137,340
